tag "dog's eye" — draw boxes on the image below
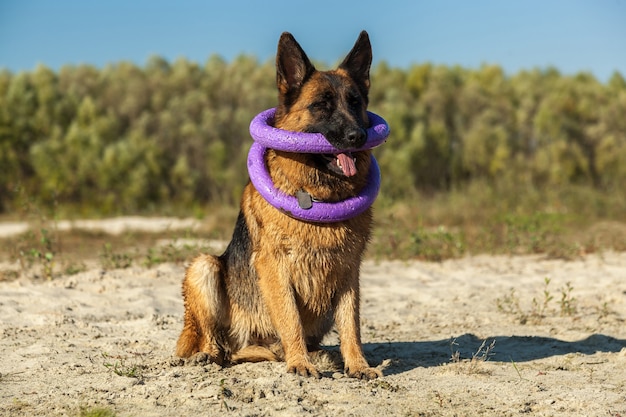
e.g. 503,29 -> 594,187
310,98 -> 331,112
348,93 -> 361,108
312,101 -> 327,109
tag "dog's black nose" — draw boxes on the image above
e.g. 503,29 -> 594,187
346,128 -> 367,147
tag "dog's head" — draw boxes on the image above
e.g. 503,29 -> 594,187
272,31 -> 372,178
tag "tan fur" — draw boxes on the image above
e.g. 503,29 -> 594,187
176,31 -> 381,380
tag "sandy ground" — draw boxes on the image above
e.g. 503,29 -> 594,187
1,218 -> 625,417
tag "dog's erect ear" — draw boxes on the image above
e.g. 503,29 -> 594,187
276,32 -> 316,97
339,30 -> 372,92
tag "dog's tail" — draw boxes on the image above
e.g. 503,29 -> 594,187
176,254 -> 227,363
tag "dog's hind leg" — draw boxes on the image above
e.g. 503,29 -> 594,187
231,344 -> 281,363
176,254 -> 228,364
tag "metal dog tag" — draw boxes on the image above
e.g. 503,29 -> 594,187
296,190 -> 313,210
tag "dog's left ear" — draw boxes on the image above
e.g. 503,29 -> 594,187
339,30 -> 372,92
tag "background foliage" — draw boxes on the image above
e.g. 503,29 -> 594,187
1,57 -> 625,240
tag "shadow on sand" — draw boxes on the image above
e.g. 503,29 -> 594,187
361,333 -> 626,375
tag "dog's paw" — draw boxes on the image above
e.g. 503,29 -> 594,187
287,360 -> 321,378
345,365 -> 382,380
185,351 -> 223,367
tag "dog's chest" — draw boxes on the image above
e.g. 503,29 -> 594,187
276,222 -> 364,294
283,243 -> 355,313
275,218 -> 367,259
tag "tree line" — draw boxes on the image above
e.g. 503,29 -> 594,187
1,56 -> 625,215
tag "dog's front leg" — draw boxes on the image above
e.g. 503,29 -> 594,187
255,259 -> 320,378
334,284 -> 382,379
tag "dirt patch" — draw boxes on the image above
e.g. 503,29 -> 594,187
1,249 -> 625,416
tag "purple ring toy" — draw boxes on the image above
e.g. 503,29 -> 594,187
246,108 -> 389,223
249,108 -> 389,153
247,142 -> 381,223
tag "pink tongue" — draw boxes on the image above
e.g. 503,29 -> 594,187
337,153 -> 357,177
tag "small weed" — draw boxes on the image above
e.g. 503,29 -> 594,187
143,239 -> 211,268
433,391 -> 445,408
20,228 -> 56,279
370,379 -> 401,392
99,243 -> 133,270
496,277 -> 572,324
0,269 -> 20,282
63,261 -> 87,276
471,339 -> 497,363
411,226 -> 465,261
7,398 -> 31,413
496,288 -> 523,320
219,378 -> 234,411
143,248 -> 163,268
531,277 -> 554,321
12,185 -> 61,279
510,358 -> 527,381
14,226 -> 58,280
78,406 -> 117,417
155,239 -> 192,264
559,282 -> 577,316
448,338 -> 496,374
449,338 -> 461,363
595,302 -> 611,319
102,353 -> 143,379
503,213 -> 564,255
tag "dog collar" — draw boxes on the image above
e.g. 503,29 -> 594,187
247,108 -> 389,223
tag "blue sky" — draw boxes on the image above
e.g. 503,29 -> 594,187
1,0 -> 625,82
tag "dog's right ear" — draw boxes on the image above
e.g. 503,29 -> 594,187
339,31 -> 372,94
276,32 -> 316,98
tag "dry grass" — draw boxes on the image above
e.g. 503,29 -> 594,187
1,183 -> 625,277
370,182 -> 626,260
444,338 -> 497,375
496,277 -> 579,325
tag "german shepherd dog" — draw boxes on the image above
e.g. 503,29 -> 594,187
176,31 -> 381,379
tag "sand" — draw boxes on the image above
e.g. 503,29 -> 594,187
1,218 -> 625,416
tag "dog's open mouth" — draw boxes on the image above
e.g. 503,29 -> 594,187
319,152 -> 357,177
